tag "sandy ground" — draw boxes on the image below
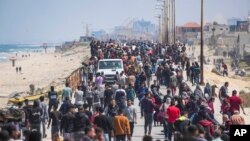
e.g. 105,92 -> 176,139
188,45 -> 250,92
0,46 -> 90,106
187,45 -> 250,124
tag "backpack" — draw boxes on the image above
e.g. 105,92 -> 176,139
29,108 -> 41,124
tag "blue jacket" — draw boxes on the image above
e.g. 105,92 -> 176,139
137,87 -> 148,99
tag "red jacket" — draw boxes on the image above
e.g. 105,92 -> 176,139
199,120 -> 215,136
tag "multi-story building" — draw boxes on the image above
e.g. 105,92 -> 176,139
176,22 -> 200,45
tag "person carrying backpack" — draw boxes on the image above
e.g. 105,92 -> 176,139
29,100 -> 43,133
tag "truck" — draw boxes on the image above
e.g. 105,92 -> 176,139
97,59 -> 124,84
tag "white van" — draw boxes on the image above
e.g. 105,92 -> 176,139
97,59 -> 124,83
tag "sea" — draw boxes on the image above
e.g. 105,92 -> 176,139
0,44 -> 44,62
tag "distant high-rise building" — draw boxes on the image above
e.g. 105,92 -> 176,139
227,17 -> 241,26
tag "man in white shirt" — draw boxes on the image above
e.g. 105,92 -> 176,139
114,85 -> 127,110
124,99 -> 137,136
119,71 -> 127,89
98,84 -> 105,108
74,85 -> 84,106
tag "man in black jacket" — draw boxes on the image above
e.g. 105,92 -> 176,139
29,100 -> 43,133
60,104 -> 75,139
74,106 -> 91,141
94,107 -> 113,141
104,85 -> 114,108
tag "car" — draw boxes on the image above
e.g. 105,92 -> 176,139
97,59 -> 124,84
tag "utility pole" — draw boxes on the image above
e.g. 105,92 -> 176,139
84,24 -> 92,37
86,24 -> 89,36
248,10 -> 250,33
168,0 -> 171,44
165,0 -> 169,44
158,15 -> 162,43
200,0 -> 205,85
171,0 -> 174,44
157,0 -> 169,44
173,0 -> 176,44
155,15 -> 162,43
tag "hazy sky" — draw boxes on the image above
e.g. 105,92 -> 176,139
0,0 -> 249,44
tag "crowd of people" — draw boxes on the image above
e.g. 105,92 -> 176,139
0,39 -> 247,141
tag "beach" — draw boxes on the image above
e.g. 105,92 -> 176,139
0,46 -> 90,106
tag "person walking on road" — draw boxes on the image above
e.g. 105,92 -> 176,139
229,90 -> 246,115
73,106 -> 91,141
47,104 -> 62,137
141,91 -> 156,136
62,83 -> 72,101
48,86 -> 58,113
115,85 -> 127,110
60,104 -> 75,139
94,107 -> 114,141
39,96 -> 48,138
169,71 -> 178,96
124,99 -> 137,137
126,84 -> 136,103
74,85 -> 84,107
29,100 -> 43,133
113,109 -> 131,141
104,84 -> 114,108
166,99 -> 180,140
219,82 -> 229,103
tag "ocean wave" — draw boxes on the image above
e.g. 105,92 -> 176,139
0,56 -> 7,59
0,44 -> 44,53
0,56 -> 8,62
